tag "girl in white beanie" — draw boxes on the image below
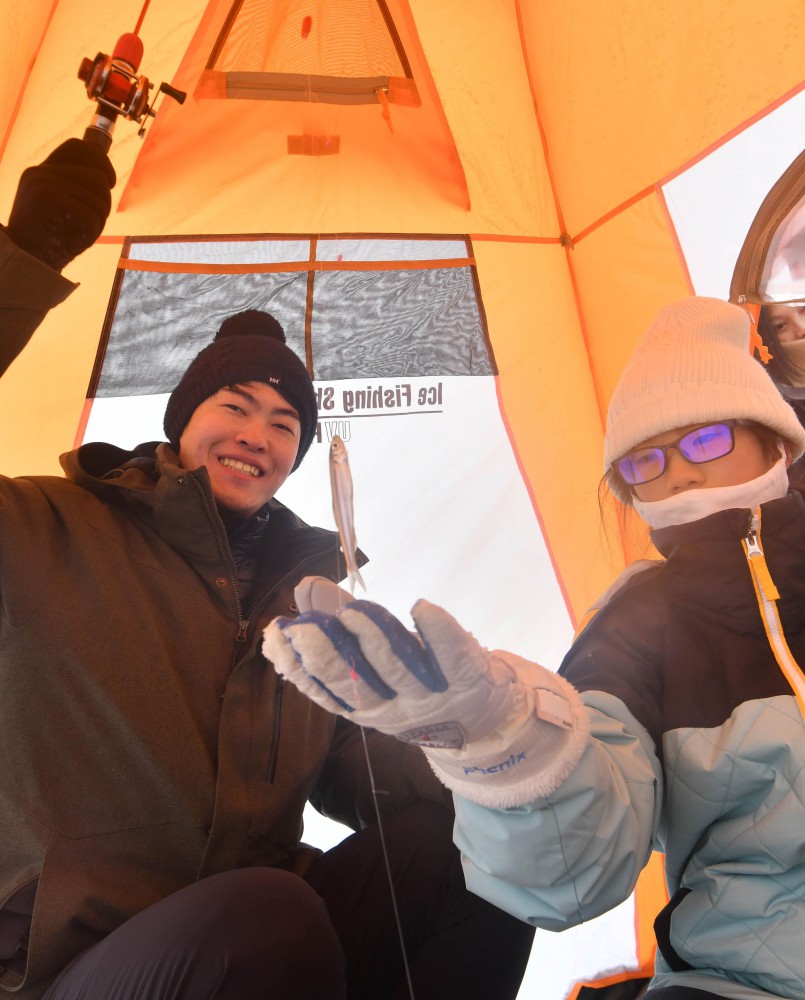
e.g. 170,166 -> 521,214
264,297 -> 805,1000
603,296 -> 805,526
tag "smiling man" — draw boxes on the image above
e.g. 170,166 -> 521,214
163,311 -> 317,516
176,381 -> 302,515
0,290 -> 535,999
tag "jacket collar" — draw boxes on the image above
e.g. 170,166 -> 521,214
646,490 -> 805,632
59,440 -> 348,579
650,489 -> 805,558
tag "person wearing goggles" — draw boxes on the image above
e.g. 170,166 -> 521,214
263,296 -> 805,1000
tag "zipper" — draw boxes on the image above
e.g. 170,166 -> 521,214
188,472 -> 336,783
224,72 -> 392,102
188,473 -> 246,642
249,553 -> 330,785
266,677 -> 285,784
742,507 -> 805,718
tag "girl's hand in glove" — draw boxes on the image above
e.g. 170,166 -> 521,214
263,577 -> 590,809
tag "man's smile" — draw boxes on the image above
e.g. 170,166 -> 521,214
219,456 -> 263,478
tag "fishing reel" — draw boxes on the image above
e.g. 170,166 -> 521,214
78,33 -> 186,150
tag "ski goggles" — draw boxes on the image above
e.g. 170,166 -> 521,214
614,421 -> 738,487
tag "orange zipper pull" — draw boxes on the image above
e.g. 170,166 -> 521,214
375,87 -> 394,134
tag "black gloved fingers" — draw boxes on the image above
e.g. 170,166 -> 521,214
42,138 -> 117,188
6,138 -> 116,271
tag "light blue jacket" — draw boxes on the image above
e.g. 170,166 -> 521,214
454,495 -> 805,1000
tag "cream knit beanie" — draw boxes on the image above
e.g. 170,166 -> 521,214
604,297 -> 805,470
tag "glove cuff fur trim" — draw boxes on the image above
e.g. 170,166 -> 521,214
423,670 -> 591,809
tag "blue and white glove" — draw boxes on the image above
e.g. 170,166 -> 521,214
263,577 -> 589,809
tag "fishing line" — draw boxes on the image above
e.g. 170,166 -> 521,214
328,436 -> 415,1000
359,724 -> 416,1000
298,12 -> 411,989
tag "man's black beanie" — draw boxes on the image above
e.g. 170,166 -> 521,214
163,310 -> 318,472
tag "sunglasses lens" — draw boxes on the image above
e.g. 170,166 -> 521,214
617,448 -> 665,485
678,424 -> 733,464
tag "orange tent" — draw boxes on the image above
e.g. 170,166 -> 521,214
1,2 -> 804,997
4,0 -> 805,613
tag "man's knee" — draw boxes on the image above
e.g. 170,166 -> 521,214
184,867 -> 330,940
44,868 -> 346,1000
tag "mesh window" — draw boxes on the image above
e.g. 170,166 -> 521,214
90,236 -> 493,398
95,269 -> 310,397
213,0 -> 406,79
204,0 -> 412,104
310,267 -> 491,379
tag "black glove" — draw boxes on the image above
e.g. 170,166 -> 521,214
5,138 -> 116,271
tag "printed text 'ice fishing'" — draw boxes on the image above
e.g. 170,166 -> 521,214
316,382 -> 443,414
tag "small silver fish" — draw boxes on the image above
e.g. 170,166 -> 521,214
329,436 -> 365,593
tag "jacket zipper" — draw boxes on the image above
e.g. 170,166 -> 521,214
187,473 -> 333,784
187,474 -> 249,641
266,678 -> 284,784
249,553 -> 330,784
742,507 -> 805,718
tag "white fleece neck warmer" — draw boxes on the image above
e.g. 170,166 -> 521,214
633,452 -> 790,530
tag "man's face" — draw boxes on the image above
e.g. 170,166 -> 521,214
178,381 -> 301,516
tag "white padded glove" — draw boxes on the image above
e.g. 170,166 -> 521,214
263,578 -> 590,808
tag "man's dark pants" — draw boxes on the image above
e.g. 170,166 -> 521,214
43,801 -> 535,999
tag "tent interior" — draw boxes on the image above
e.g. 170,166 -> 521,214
2,1 -> 804,997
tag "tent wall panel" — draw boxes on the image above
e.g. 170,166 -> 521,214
572,193 -> 693,413
567,192 -> 693,564
1,241 -> 123,477
474,238 -> 613,619
520,0 -> 805,236
0,0 -> 53,157
408,0 -> 559,236
116,0 -> 473,232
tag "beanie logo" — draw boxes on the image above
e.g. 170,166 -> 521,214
269,376 -> 280,384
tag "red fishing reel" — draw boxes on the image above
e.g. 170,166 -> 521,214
78,33 -> 186,150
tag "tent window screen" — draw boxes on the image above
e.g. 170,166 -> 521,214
89,235 -> 493,400
200,0 -> 415,104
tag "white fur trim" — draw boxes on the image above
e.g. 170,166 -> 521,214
423,671 -> 592,809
